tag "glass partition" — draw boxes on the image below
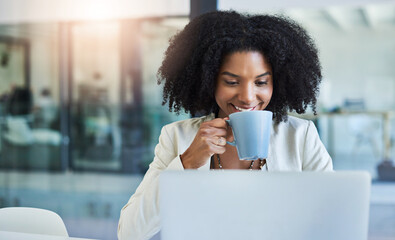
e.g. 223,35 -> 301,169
0,23 -> 61,171
0,17 -> 189,240
0,18 -> 189,174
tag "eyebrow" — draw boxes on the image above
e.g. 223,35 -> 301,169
220,71 -> 271,78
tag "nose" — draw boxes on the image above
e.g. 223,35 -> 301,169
238,84 -> 255,105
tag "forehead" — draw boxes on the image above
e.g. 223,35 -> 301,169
220,51 -> 271,72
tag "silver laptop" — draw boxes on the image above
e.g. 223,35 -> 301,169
159,170 -> 371,240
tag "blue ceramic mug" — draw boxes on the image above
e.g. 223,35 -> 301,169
226,110 -> 273,160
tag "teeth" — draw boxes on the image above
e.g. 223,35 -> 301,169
234,105 -> 254,112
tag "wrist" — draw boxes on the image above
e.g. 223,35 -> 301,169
180,153 -> 191,169
180,151 -> 198,169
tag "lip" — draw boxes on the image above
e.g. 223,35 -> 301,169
231,103 -> 259,112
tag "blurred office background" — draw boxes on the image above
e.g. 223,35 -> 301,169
0,0 -> 395,239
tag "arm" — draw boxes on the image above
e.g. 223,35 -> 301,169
118,116 -> 227,240
302,121 -> 333,171
117,125 -> 183,240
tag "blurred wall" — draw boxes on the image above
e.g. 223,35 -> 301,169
0,0 -> 189,23
218,0 -> 395,11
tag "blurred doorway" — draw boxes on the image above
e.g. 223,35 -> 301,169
70,21 -> 124,171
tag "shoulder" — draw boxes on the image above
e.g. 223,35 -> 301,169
275,115 -> 311,131
272,115 -> 318,141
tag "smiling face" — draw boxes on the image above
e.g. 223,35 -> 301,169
215,51 -> 274,118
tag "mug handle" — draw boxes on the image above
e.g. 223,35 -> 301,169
225,119 -> 236,146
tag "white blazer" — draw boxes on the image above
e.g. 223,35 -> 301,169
117,114 -> 333,240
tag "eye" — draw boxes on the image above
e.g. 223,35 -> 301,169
224,80 -> 238,86
255,80 -> 268,86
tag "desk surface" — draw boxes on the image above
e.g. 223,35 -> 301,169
0,231 -> 96,240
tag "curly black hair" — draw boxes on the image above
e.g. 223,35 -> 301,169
158,11 -> 321,123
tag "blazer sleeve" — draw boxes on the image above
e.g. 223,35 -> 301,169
118,125 -> 184,240
302,121 -> 333,171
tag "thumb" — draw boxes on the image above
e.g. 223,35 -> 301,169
223,117 -> 230,125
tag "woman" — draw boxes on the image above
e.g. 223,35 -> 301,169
118,11 -> 332,240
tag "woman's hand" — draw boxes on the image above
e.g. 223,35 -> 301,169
180,118 -> 229,169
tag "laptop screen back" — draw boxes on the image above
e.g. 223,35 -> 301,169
159,171 -> 370,240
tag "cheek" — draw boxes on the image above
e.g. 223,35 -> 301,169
214,88 -> 224,106
267,88 -> 274,100
259,87 -> 273,101
215,86 -> 231,102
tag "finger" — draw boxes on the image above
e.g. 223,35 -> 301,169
205,118 -> 228,129
212,136 -> 227,147
199,127 -> 227,137
215,128 -> 227,138
209,142 -> 226,154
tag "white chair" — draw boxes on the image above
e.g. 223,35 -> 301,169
0,207 -> 69,236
